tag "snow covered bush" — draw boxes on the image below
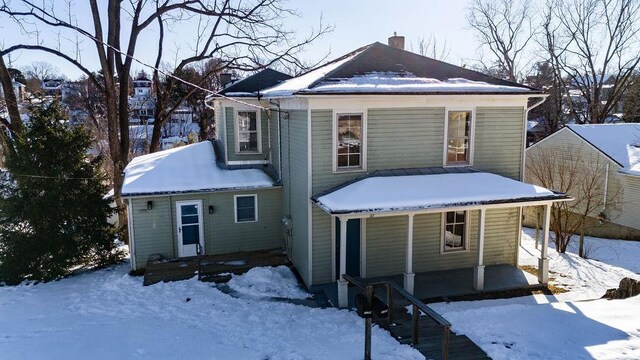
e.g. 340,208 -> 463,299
0,101 -> 123,284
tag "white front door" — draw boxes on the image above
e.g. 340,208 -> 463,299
176,200 -> 205,257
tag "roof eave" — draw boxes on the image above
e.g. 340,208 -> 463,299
313,193 -> 571,216
122,184 -> 280,198
295,90 -> 545,96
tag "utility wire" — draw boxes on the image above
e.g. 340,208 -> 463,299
26,5 -> 270,111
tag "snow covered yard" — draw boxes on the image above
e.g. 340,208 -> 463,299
431,228 -> 640,360
0,264 -> 422,360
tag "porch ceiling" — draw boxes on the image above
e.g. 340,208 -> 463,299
312,169 -> 569,216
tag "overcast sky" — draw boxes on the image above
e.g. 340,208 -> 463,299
1,0 -> 480,79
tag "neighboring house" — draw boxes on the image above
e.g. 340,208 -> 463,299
122,38 -> 568,307
0,79 -> 26,103
42,78 -> 64,96
129,76 -> 155,125
525,124 -> 640,239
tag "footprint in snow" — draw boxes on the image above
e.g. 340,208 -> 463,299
491,341 -> 515,349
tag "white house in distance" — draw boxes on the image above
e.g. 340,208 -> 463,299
129,75 -> 155,125
0,79 -> 26,103
526,124 -> 640,239
41,78 -> 64,96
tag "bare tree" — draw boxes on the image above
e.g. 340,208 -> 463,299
0,0 -> 329,234
145,5 -> 330,153
526,144 -> 622,256
21,61 -> 61,93
411,35 -> 451,61
467,0 -> 535,82
527,61 -> 564,137
542,0 -> 640,124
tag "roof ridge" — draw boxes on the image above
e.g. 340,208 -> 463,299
302,43 -> 376,90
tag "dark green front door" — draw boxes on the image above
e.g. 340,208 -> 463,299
335,218 -> 361,280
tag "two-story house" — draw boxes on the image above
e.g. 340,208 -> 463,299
122,38 -> 568,307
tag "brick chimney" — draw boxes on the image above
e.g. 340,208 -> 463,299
388,32 -> 405,50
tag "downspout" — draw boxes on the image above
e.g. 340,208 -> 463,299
521,96 -> 549,181
268,100 -> 283,182
603,162 -> 610,211
126,198 -> 137,271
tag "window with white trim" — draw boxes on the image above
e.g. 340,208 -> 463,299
236,111 -> 260,153
235,195 -> 257,223
446,111 -> 472,165
336,113 -> 363,170
442,211 -> 468,252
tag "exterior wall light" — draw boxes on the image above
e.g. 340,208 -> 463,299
147,201 -> 153,210
208,205 -> 214,214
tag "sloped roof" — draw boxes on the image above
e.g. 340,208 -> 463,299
262,42 -> 540,97
218,69 -> 292,97
312,170 -> 566,215
566,124 -> 640,175
122,141 -> 274,197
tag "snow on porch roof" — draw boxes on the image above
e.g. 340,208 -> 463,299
312,170 -> 568,215
122,141 -> 275,197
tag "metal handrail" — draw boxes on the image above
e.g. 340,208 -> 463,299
342,274 -> 450,360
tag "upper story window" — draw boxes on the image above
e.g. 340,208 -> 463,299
446,110 -> 473,165
442,210 -> 468,252
235,111 -> 260,153
336,113 -> 364,171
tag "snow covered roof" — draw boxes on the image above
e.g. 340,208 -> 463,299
313,170 -> 566,215
566,124 -> 640,176
261,42 -> 540,97
122,141 -> 275,197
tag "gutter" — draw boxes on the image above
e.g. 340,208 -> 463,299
521,96 -> 549,181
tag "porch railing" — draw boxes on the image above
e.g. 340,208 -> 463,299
342,274 -> 451,360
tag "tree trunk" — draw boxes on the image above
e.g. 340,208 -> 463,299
578,226 -> 585,258
0,55 -> 23,136
149,121 -> 163,153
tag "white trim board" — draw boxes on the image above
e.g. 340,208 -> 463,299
233,194 -> 258,223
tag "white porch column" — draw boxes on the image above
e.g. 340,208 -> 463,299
474,208 -> 486,290
337,216 -> 349,308
404,214 -> 415,294
538,203 -> 551,283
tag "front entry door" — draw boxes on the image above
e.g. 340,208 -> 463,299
335,218 -> 361,280
176,200 -> 204,257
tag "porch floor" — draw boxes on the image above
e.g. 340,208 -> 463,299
142,249 -> 290,286
314,264 -> 543,306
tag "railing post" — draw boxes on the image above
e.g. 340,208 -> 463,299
364,285 -> 373,360
412,304 -> 419,344
386,283 -> 393,327
442,325 -> 450,360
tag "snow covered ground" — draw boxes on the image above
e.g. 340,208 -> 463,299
2,229 -> 639,359
0,263 -> 421,360
431,228 -> 640,360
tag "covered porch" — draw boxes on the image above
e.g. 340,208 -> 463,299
315,264 -> 543,306
312,169 -> 570,308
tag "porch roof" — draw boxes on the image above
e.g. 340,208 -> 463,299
312,168 -> 568,215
